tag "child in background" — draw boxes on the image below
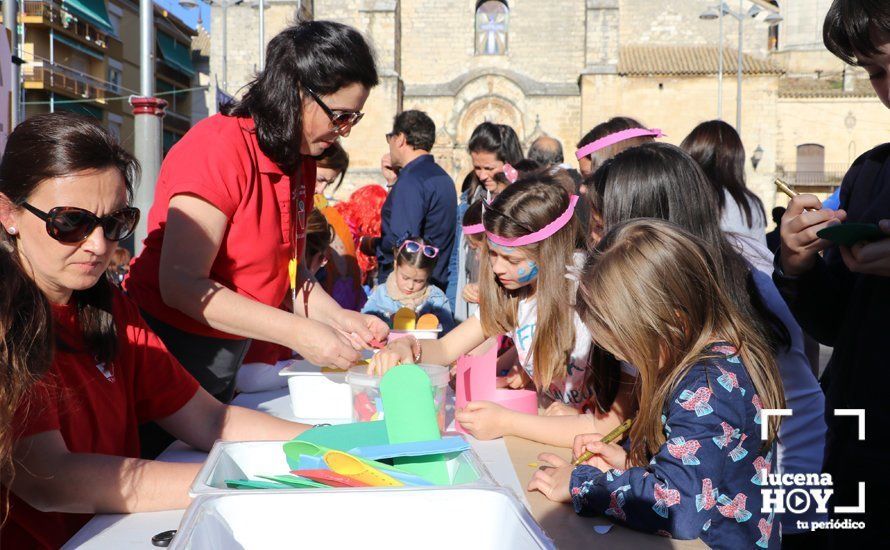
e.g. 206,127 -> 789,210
530,219 -> 784,548
235,211 -> 333,393
370,177 -> 635,447
106,247 -> 132,286
362,236 -> 454,331
314,141 -> 349,198
454,200 -> 485,320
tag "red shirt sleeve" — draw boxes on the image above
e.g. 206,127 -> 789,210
158,127 -> 247,219
114,294 -> 201,423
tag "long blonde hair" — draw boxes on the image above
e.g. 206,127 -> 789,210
478,177 -> 580,389
576,219 -> 784,467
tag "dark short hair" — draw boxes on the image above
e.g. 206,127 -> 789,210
771,206 -> 786,225
527,137 -> 564,166
824,0 -> 890,65
222,21 -> 379,173
316,141 -> 349,192
392,110 -> 436,151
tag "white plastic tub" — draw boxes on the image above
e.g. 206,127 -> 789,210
190,440 -> 497,497
171,488 -> 554,549
346,363 -> 449,429
278,360 -> 352,422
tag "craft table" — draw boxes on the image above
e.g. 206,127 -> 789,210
64,388 -> 704,549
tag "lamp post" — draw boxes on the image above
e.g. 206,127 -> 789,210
700,2 -> 782,136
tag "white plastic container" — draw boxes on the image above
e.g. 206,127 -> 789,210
189,440 -> 497,497
388,326 -> 443,341
346,363 -> 449,430
171,488 -> 554,549
277,360 -> 352,422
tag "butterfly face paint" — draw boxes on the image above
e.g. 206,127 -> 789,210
517,261 -> 539,283
487,240 -> 537,290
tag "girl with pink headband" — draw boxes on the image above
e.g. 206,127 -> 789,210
575,116 -> 663,177
371,176 -> 635,447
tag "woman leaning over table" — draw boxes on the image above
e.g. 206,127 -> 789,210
0,113 -> 310,549
125,21 -> 389,406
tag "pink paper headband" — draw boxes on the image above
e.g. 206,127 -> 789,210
575,128 -> 665,160
462,223 -> 485,235
486,195 -> 579,247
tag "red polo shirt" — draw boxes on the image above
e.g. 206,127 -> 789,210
1,290 -> 200,549
126,114 -> 315,339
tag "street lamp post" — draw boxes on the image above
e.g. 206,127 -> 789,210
700,2 -> 782,136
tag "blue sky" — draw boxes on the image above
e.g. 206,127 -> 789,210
154,0 -> 211,31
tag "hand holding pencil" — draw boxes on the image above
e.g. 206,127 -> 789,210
571,418 -> 634,467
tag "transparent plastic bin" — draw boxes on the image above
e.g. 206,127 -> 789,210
189,440 -> 498,497
346,363 -> 449,430
171,487 -> 554,549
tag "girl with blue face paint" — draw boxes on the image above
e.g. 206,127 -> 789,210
370,174 -> 636,447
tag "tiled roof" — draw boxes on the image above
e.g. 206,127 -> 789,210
618,45 -> 784,76
778,77 -> 875,98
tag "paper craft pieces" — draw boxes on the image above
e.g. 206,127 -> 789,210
225,479 -> 291,490
291,469 -> 371,488
324,450 -> 404,487
392,307 -> 416,330
415,313 -> 439,330
257,474 -> 328,489
349,436 -> 469,461
295,420 -> 389,451
454,345 -> 538,434
380,364 -> 450,485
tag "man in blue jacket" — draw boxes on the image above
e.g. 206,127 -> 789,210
376,110 -> 456,290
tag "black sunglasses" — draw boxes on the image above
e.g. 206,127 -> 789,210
22,203 -> 140,244
304,87 -> 364,135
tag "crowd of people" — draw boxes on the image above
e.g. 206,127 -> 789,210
1,0 -> 888,548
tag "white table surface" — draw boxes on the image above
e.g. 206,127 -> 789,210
64,388 -> 527,549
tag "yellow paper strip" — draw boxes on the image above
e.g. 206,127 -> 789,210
323,450 -> 404,487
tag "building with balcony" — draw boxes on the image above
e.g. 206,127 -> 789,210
2,0 -> 202,156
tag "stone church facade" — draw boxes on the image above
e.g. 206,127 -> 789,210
207,0 -> 889,215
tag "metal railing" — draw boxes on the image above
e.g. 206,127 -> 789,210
23,64 -> 106,101
776,163 -> 848,187
20,1 -> 109,49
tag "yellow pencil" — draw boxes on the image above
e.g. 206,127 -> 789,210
774,178 -> 798,200
572,418 -> 634,466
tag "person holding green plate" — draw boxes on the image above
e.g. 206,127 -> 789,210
773,2 -> 890,546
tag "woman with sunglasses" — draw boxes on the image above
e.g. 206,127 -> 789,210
0,113 -> 312,548
125,21 -> 389,412
361,237 -> 455,332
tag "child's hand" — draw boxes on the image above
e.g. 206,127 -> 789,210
461,283 -> 480,304
572,433 -> 628,471
495,364 -> 532,389
543,401 -> 579,417
526,453 -> 573,503
455,401 -> 512,440
367,339 -> 414,375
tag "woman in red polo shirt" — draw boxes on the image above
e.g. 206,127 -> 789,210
126,21 -> 388,404
0,113 -> 310,549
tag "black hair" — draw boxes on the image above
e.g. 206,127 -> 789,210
681,120 -> 766,229
463,199 -> 484,227
468,122 -> 523,164
315,141 -> 350,192
393,236 -> 438,272
527,136 -> 565,166
771,206 -> 786,225
593,142 -> 790,354
824,0 -> 890,65
221,21 -> 379,173
391,110 -> 436,152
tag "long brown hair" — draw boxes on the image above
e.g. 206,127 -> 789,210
576,219 -> 785,467
680,120 -> 766,229
0,112 -> 138,471
478,177 -> 580,389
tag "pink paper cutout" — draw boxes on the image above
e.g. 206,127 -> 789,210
454,344 -> 538,434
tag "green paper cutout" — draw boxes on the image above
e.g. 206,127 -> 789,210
295,420 -> 388,451
257,474 -> 328,489
817,223 -> 884,247
380,364 -> 450,485
225,479 -> 291,490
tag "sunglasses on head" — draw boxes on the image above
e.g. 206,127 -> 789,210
21,203 -> 140,244
399,239 -> 439,258
304,87 -> 364,135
